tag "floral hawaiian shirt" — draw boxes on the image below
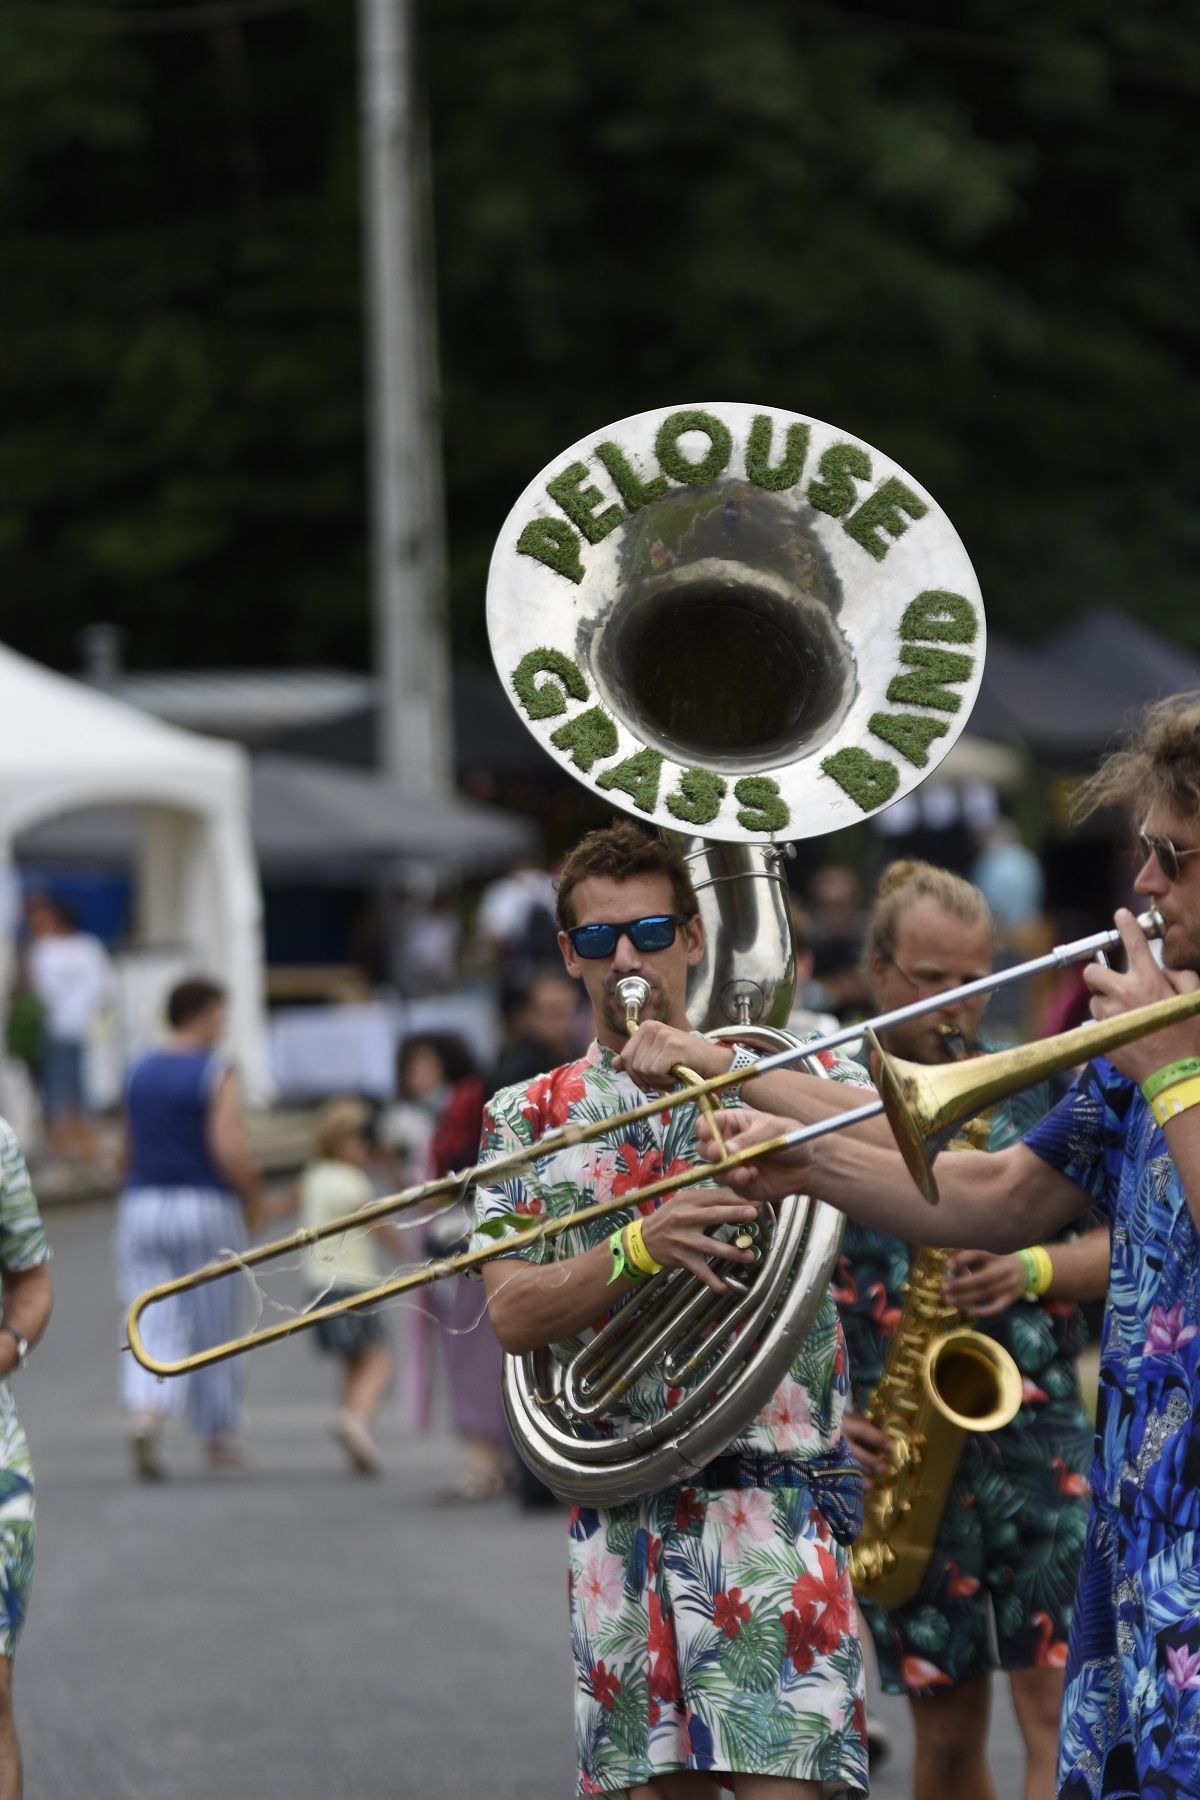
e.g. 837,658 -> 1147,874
474,1036 -> 872,1457
474,1038 -> 871,1797
1025,1056 -> 1200,1800
0,1120 -> 49,1657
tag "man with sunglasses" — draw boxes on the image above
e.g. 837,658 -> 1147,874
475,821 -> 872,1800
687,693 -> 1200,1799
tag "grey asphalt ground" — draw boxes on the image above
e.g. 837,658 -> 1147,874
12,1202 -> 1026,1799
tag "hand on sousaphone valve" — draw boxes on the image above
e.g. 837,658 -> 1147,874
631,1184 -> 765,1294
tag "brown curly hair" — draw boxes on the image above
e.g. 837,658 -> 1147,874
1075,691 -> 1200,826
555,822 -> 699,929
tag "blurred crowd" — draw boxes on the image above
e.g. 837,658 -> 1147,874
3,803 -> 1128,1499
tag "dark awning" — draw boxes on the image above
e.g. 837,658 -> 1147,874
250,755 -> 538,875
1040,606 -> 1200,715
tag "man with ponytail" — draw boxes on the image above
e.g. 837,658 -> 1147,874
837,860 -> 1106,1800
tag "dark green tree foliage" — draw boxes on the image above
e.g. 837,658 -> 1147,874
1,1 -> 1198,672
0,2 -> 367,667
429,1 -> 1200,658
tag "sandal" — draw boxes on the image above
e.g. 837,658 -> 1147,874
433,1461 -> 511,1504
335,1414 -> 382,1476
207,1435 -> 251,1470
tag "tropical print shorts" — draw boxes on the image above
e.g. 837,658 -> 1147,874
861,1404 -> 1090,1696
0,1402 -> 35,1659
0,1122 -> 48,1660
568,1478 -> 868,1796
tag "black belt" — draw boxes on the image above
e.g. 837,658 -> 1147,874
693,1446 -> 864,1547
700,1453 -> 822,1490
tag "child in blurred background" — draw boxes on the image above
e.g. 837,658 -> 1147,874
299,1098 -> 395,1475
395,1033 -> 513,1502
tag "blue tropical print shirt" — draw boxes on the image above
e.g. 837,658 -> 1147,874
1025,1056 -> 1200,1800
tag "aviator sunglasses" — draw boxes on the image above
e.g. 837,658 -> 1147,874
1136,827 -> 1200,884
565,914 -> 688,959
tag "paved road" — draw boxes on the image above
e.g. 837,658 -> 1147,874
13,1203 -> 1026,1798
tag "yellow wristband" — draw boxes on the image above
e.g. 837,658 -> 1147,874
1021,1243 -> 1053,1298
1151,1075 -> 1200,1129
624,1216 -> 663,1278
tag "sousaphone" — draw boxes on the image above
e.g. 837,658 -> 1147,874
488,401 -> 985,1504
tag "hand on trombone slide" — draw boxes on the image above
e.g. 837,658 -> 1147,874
1081,908 -> 1200,1084
695,1104 -> 816,1203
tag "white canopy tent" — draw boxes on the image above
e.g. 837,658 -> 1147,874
0,642 -> 267,1094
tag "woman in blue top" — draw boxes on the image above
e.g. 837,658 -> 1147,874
687,698 -> 1200,1799
116,977 -> 263,1479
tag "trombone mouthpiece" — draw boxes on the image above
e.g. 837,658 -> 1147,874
617,976 -> 651,1035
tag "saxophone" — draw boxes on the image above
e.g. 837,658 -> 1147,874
849,1108 -> 1024,1609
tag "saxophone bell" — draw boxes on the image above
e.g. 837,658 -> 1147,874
850,1249 -> 1024,1608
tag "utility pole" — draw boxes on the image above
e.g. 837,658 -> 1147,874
358,0 -> 453,795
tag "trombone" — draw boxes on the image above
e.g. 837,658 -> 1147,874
126,907 -> 1182,1376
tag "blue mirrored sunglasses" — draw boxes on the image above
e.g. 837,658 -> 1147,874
565,914 -> 688,960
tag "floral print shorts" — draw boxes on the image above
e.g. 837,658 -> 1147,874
0,1406 -> 35,1659
568,1477 -> 868,1797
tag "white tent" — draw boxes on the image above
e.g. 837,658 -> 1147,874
0,643 -> 267,1093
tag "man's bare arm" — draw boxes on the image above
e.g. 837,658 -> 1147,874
698,1105 -> 1092,1252
0,1264 -> 52,1375
208,1071 -> 264,1219
481,1184 -> 761,1354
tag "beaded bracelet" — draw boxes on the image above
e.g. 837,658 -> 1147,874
1150,1074 -> 1200,1129
1142,1058 -> 1200,1105
624,1216 -> 664,1278
1019,1244 -> 1054,1298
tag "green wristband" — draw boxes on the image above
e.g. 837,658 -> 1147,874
607,1225 -> 652,1285
1142,1059 -> 1200,1104
1018,1247 -> 1039,1295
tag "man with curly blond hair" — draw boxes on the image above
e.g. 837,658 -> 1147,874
695,693 -> 1200,1799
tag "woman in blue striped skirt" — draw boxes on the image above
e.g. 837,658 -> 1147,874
115,977 -> 263,1479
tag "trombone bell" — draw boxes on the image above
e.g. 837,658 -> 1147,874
865,983 -> 1200,1203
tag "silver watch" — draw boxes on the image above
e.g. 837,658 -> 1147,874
722,1044 -> 760,1107
0,1326 -> 28,1371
